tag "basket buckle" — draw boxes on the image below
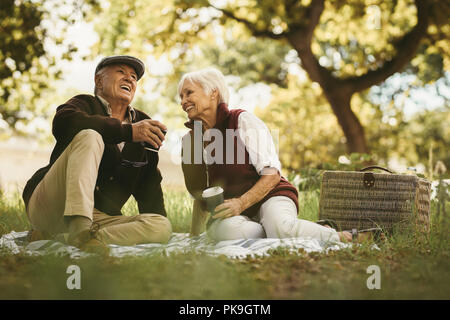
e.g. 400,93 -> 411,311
363,172 -> 375,188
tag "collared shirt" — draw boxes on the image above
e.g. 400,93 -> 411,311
236,112 -> 282,175
96,94 -> 136,151
201,110 -> 282,176
188,104 -> 282,177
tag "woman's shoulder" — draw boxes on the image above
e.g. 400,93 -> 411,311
234,109 -> 268,130
229,108 -> 263,124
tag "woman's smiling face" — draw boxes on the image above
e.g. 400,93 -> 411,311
179,80 -> 213,121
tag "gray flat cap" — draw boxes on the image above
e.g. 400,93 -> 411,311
95,55 -> 145,80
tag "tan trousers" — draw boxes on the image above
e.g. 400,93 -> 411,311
27,129 -> 172,245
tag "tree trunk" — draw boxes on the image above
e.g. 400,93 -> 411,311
288,33 -> 369,154
216,0 -> 429,155
323,89 -> 368,154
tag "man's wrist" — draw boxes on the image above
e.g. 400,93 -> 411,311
121,123 -> 133,142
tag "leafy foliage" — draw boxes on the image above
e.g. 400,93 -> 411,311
148,0 -> 449,153
1,0 -> 449,173
0,0 -> 100,134
257,75 -> 346,170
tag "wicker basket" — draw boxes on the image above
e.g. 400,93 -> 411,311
318,166 -> 431,232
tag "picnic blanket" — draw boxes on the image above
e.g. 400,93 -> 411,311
0,230 -> 358,259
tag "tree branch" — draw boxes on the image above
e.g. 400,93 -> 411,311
208,2 -> 286,40
303,0 -> 325,45
286,0 -> 337,89
344,0 -> 430,93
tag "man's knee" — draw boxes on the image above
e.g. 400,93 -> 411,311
158,216 -> 173,243
140,214 -> 172,243
72,129 -> 104,153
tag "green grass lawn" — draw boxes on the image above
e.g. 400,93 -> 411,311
0,187 -> 449,300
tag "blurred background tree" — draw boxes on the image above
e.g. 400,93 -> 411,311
166,0 -> 449,155
89,0 -> 449,172
0,0 -> 100,138
1,0 -> 449,177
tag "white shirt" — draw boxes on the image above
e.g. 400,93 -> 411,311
237,112 -> 281,175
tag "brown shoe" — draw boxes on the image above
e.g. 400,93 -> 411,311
79,237 -> 110,255
68,223 -> 110,255
27,230 -> 52,242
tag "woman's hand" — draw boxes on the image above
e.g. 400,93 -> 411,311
211,171 -> 280,220
212,198 -> 244,219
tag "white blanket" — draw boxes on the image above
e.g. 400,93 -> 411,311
0,230 -> 356,259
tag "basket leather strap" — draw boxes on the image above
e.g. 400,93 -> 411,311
360,166 -> 393,174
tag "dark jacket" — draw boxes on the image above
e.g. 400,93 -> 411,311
181,103 -> 298,218
22,94 -> 166,216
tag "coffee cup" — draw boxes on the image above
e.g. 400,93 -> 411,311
142,129 -> 167,152
202,186 -> 224,213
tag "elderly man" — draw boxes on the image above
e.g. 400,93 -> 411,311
22,55 -> 172,253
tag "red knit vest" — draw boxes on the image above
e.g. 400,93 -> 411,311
182,103 -> 298,218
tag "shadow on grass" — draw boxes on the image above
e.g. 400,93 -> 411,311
0,253 -> 267,300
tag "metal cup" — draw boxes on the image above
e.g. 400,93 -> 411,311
142,129 -> 167,152
202,186 -> 224,213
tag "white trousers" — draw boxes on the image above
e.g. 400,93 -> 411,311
208,196 -> 340,242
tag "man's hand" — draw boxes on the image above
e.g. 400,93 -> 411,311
132,119 -> 167,148
212,198 -> 244,219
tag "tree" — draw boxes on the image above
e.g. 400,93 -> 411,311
0,0 -> 100,134
258,74 -> 450,173
164,0 -> 449,153
255,75 -> 346,170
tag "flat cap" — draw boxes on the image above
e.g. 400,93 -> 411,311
95,55 -> 145,80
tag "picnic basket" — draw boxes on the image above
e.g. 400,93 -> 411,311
318,166 -> 431,232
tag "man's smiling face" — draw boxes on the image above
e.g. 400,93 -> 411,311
95,64 -> 138,105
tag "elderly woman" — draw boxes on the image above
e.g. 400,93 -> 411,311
178,67 -> 373,243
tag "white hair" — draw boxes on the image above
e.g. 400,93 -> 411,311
177,67 -> 229,104
94,67 -> 108,95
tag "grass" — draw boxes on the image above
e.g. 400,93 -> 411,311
122,187 -> 193,233
0,191 -> 29,235
0,186 -> 449,300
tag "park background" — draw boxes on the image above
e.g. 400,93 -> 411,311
0,0 -> 449,300
1,0 -> 449,192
